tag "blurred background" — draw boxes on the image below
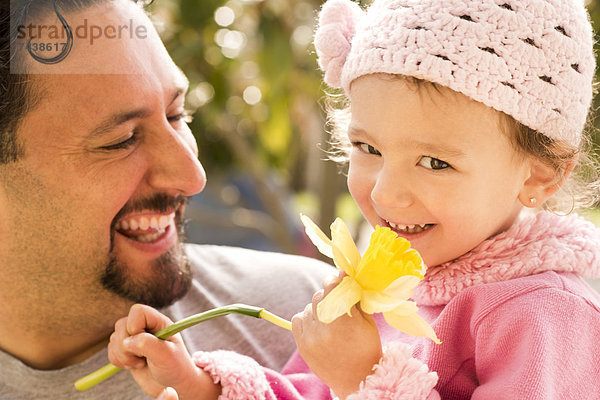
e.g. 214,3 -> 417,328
146,0 -> 600,264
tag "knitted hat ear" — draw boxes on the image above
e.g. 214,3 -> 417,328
314,0 -> 364,88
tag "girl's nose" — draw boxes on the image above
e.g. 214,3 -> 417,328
370,167 -> 414,209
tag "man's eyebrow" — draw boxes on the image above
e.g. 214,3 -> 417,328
89,85 -> 188,138
171,68 -> 190,105
89,108 -> 152,138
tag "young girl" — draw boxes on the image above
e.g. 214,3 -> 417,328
109,0 -> 600,398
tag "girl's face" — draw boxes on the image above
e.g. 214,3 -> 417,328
347,74 -> 532,267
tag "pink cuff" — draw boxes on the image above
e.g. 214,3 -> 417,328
345,343 -> 438,400
193,350 -> 270,400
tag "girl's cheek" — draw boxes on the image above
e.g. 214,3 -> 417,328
347,170 -> 371,209
346,166 -> 361,198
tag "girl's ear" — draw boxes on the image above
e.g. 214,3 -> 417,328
518,157 -> 576,208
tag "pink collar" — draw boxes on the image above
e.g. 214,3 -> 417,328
413,212 -> 600,306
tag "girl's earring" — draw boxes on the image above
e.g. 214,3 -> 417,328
529,197 -> 537,206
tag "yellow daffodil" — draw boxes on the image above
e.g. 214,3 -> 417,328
300,214 -> 441,344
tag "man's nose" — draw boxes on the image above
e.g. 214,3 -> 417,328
145,125 -> 206,197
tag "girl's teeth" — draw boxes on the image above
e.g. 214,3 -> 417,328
387,221 -> 431,233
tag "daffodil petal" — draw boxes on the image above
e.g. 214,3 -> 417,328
417,258 -> 427,276
300,214 -> 333,259
316,276 -> 361,323
387,300 -> 419,315
383,308 -> 441,344
330,218 -> 361,272
332,244 -> 355,276
380,275 -> 422,299
360,290 -> 412,314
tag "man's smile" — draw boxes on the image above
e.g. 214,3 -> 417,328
114,210 -> 176,243
111,198 -> 186,256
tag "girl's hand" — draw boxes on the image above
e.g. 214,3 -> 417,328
108,304 -> 221,400
292,272 -> 383,399
157,387 -> 179,400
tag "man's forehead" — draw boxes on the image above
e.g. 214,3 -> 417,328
34,68 -> 187,105
23,0 -> 190,117
20,0 -> 169,75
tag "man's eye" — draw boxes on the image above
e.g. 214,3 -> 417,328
354,142 -> 381,156
418,156 -> 450,170
100,133 -> 138,151
168,112 -> 193,123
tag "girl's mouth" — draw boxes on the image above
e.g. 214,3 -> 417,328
385,220 -> 435,234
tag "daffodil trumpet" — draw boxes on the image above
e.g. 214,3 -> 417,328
300,214 -> 441,344
74,304 -> 291,391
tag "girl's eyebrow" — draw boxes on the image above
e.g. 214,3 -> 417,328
347,126 -> 374,141
411,140 -> 466,158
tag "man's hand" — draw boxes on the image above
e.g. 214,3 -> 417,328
292,273 -> 383,399
108,304 -> 220,400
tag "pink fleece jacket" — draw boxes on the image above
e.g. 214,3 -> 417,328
193,212 -> 600,399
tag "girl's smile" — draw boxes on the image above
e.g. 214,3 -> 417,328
385,220 -> 434,235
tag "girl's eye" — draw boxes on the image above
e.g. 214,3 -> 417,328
354,142 -> 381,156
418,156 -> 450,170
100,133 -> 138,151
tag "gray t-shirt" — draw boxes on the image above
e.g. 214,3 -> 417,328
0,244 -> 332,399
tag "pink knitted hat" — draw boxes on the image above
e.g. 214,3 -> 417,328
314,0 -> 596,146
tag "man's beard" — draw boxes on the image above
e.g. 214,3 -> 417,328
101,243 -> 192,309
100,194 -> 193,309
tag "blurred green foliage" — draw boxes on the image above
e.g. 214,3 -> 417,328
150,0 -> 600,251
153,0 -> 323,175
587,0 -> 600,146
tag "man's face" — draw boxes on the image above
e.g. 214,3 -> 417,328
0,0 -> 206,320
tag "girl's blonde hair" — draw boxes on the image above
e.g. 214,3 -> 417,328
325,76 -> 600,213
500,116 -> 600,213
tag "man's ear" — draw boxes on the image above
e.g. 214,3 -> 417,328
518,156 -> 576,208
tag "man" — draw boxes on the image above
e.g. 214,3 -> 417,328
0,0 -> 331,398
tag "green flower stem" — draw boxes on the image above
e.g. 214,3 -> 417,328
74,304 -> 290,392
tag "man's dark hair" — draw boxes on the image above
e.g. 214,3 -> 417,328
0,0 -> 151,163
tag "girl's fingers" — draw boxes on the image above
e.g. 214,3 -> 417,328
322,271 -> 344,295
123,330 -> 190,370
291,312 -> 304,336
311,289 -> 324,315
109,317 -> 146,369
124,332 -> 166,358
127,304 -> 174,336
157,387 -> 179,400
